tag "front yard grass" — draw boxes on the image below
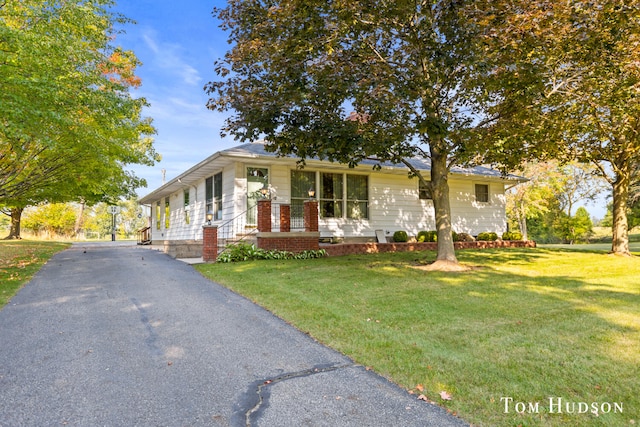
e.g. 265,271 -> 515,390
0,240 -> 70,308
196,248 -> 639,426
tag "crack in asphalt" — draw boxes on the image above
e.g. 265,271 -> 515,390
243,362 -> 354,426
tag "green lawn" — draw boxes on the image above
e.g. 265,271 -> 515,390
196,248 -> 639,426
0,240 -> 70,308
541,242 -> 640,253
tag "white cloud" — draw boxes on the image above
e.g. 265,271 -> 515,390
141,28 -> 202,87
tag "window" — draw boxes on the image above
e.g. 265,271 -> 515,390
214,173 -> 222,220
475,184 -> 489,203
419,180 -> 432,200
291,170 -> 316,227
205,176 -> 212,218
246,167 -> 268,224
346,174 -> 368,219
184,189 -> 190,224
156,201 -> 161,230
320,173 -> 343,218
164,198 -> 170,228
299,172 -> 368,220
206,173 -> 223,221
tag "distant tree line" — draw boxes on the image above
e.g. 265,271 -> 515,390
4,199 -> 148,240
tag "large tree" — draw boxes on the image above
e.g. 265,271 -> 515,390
0,0 -> 157,239
479,0 -> 640,256
207,0 -> 527,268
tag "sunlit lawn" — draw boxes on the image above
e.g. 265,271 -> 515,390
197,248 -> 639,426
0,240 -> 70,308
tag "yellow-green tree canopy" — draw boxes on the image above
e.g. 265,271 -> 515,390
0,0 -> 158,209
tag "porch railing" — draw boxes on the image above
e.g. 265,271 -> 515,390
216,203 -> 258,253
271,203 -> 304,231
136,227 -> 151,245
214,201 -> 308,254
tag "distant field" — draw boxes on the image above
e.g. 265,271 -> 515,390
541,230 -> 640,254
540,241 -> 640,254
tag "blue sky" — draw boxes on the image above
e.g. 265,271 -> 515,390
112,1 -> 234,196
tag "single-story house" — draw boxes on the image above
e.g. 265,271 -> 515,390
138,140 -> 524,256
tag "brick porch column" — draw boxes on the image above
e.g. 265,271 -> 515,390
257,199 -> 272,232
202,225 -> 218,262
304,200 -> 319,232
280,204 -> 291,232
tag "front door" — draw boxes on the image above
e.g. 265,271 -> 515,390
246,167 -> 268,225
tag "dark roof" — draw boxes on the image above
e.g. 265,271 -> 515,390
140,140 -> 524,204
223,141 -> 519,180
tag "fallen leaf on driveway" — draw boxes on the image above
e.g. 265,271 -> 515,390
417,394 -> 429,402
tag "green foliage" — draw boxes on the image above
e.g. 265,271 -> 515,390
217,243 -> 327,263
456,232 -> 475,242
80,201 -> 147,239
562,207 -> 594,244
392,230 -> 408,243
22,204 -> 77,237
529,204 -> 594,244
502,231 -> 523,241
0,0 -> 158,237
451,231 -> 459,242
477,232 -> 498,241
417,230 -> 437,243
481,1 -> 640,254
506,161 -> 606,241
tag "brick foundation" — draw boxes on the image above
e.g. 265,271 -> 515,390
257,232 -> 320,253
322,240 -> 537,257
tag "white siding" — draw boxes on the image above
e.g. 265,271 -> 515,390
450,180 -> 507,235
221,164 -> 237,222
269,164 -> 291,203
368,174 -> 435,238
148,164 -> 238,242
148,160 -> 508,242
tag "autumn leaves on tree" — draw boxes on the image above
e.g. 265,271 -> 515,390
0,0 -> 158,239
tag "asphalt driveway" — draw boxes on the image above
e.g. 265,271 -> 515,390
0,243 -> 467,426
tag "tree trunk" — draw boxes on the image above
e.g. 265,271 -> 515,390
611,164 -> 631,256
4,207 -> 24,240
74,201 -> 85,237
430,146 -> 458,263
517,201 -> 528,241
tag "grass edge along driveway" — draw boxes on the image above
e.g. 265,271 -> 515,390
197,248 -> 639,427
0,240 -> 70,308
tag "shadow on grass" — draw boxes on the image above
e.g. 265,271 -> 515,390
198,248 -> 640,426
